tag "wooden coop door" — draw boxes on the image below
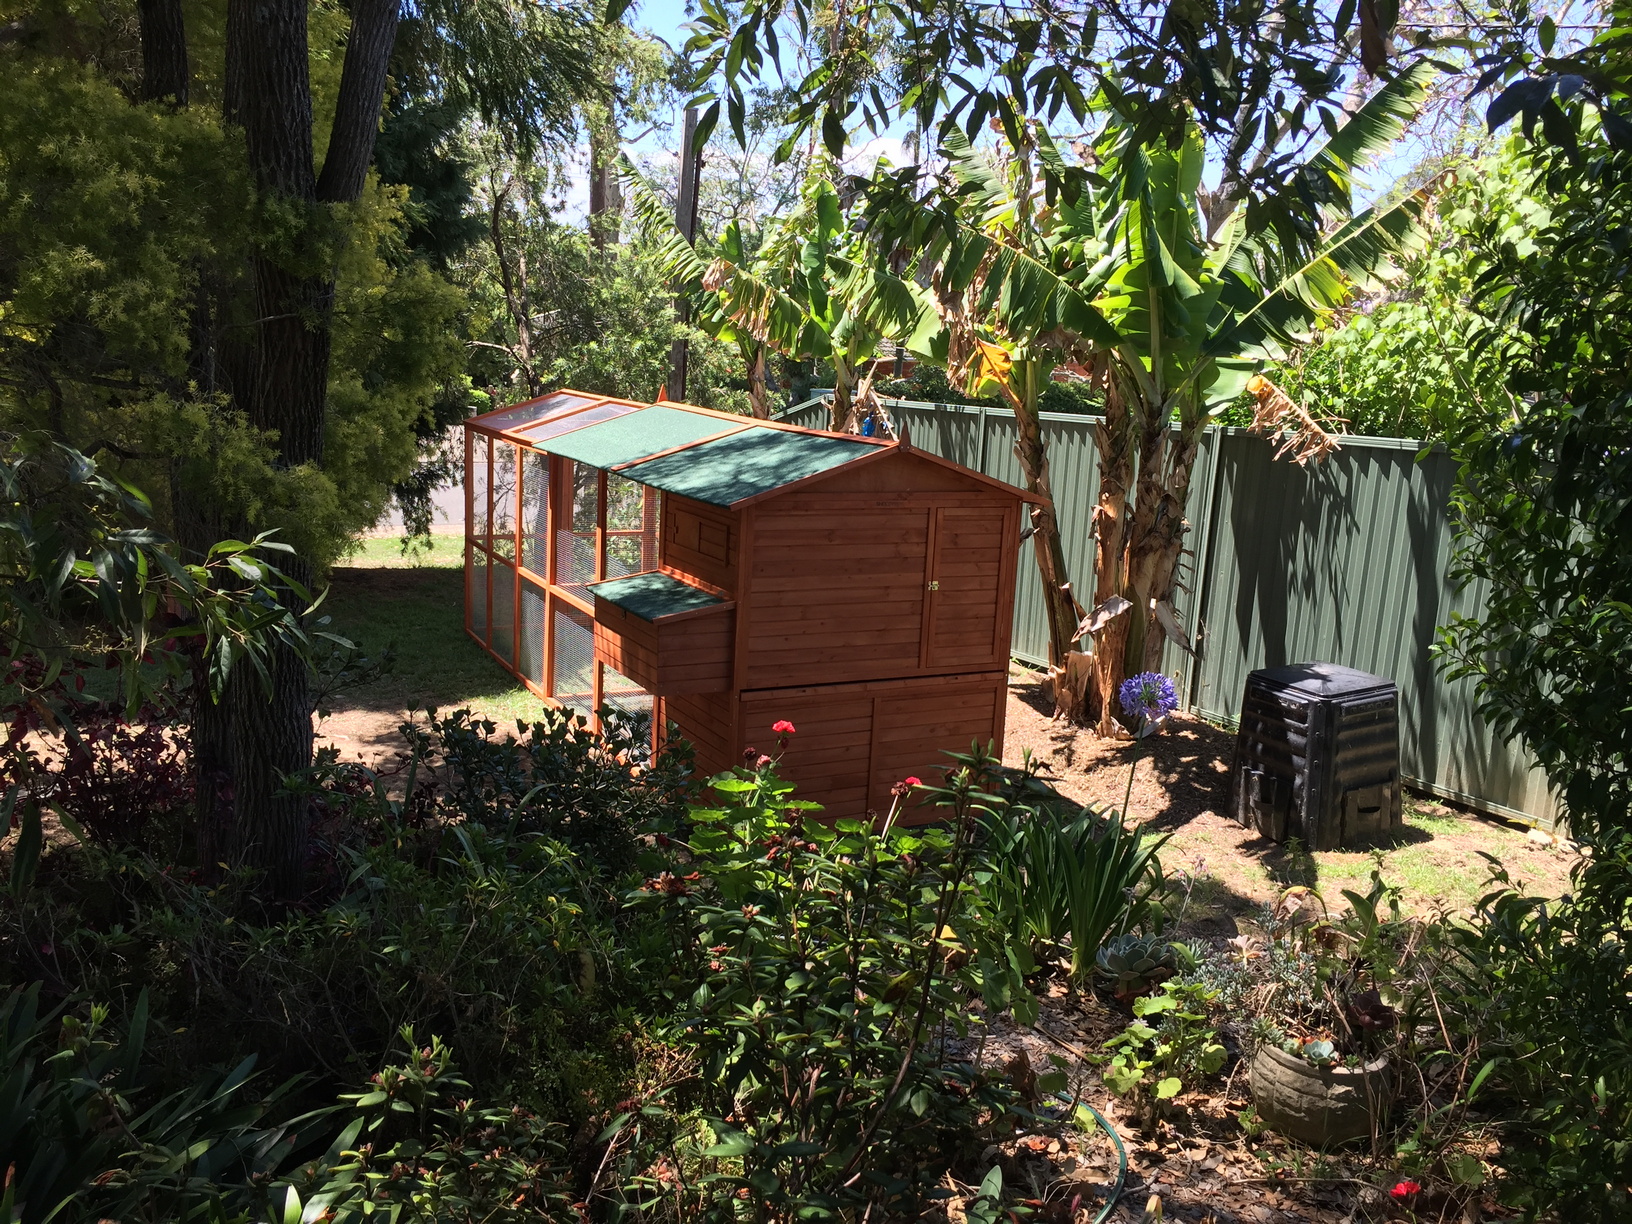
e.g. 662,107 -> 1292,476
920,506 -> 1013,671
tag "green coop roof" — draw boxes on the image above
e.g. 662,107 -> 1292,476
538,405 -> 746,469
587,571 -> 726,622
619,428 -> 877,507
465,390 -> 1040,509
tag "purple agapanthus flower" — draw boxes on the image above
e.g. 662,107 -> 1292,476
1119,671 -> 1178,732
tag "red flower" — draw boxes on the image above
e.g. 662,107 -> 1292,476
772,720 -> 796,735
1390,1180 -> 1422,1199
904,776 -> 921,786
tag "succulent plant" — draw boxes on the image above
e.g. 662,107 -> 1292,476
1095,934 -> 1180,1000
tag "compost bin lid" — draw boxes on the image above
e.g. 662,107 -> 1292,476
1248,662 -> 1396,698
587,571 -> 726,622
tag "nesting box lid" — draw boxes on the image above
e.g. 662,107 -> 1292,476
1248,662 -> 1395,700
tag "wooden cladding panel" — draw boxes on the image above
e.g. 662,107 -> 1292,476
665,690 -> 736,777
870,677 -> 1005,817
739,688 -> 875,813
736,672 -> 1006,822
744,507 -> 928,688
661,494 -> 737,592
591,599 -> 734,695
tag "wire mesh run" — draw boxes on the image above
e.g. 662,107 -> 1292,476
522,451 -> 549,576
551,606 -> 594,715
519,581 -> 545,685
600,663 -> 654,761
470,551 -> 488,642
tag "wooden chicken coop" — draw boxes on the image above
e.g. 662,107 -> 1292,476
463,389 -> 1037,819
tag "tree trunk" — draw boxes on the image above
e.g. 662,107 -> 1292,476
1090,379 -> 1135,734
1122,402 -> 1170,675
315,0 -> 398,203
829,356 -> 855,432
588,127 -> 622,249
1000,365 -> 1090,721
137,0 -> 189,105
1136,423 -> 1203,673
747,343 -> 772,418
220,0 -> 399,898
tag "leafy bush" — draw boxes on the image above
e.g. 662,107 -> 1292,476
1099,979 -> 1226,1134
0,986 -> 302,1224
618,752 -> 1021,1218
1438,846 -> 1632,1221
0,986 -> 584,1223
400,705 -> 690,874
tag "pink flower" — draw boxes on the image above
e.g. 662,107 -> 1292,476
772,720 -> 796,735
904,776 -> 921,787
1390,1180 -> 1421,1199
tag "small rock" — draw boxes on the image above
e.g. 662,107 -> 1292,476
1527,827 -> 1555,848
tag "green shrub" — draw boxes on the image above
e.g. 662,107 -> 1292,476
399,705 -> 692,875
1439,844 -> 1632,1221
615,752 -> 1021,1218
0,988 -> 583,1223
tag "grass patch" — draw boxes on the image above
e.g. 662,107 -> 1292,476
339,533 -> 466,569
319,542 -> 545,726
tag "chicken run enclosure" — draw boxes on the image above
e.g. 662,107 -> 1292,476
464,390 -> 1036,817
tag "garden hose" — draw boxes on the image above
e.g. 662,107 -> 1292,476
1030,1022 -> 1129,1224
1057,1093 -> 1128,1224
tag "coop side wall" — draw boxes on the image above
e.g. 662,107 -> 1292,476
716,466 -> 1020,819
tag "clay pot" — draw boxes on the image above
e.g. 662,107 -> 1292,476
1248,1043 -> 1393,1146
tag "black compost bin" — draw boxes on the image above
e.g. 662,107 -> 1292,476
1231,663 -> 1402,851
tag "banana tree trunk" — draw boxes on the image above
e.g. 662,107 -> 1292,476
1123,406 -> 1171,676
1135,421 -> 1204,673
747,343 -> 772,419
1009,386 -> 1088,719
1089,380 -> 1135,734
829,355 -> 854,432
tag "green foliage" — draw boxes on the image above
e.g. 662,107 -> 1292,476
397,705 -> 691,875
0,986 -> 302,1224
262,1031 -> 581,1223
1436,132 -> 1632,843
0,987 -> 584,1223
1226,140 -> 1546,440
1099,980 -> 1226,1134
620,754 -> 1020,1217
976,802 -> 1167,984
0,437 -> 332,715
1439,848 -> 1632,1221
0,39 -> 469,569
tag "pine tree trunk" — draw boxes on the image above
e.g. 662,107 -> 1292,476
1090,381 -> 1136,734
137,0 -> 189,104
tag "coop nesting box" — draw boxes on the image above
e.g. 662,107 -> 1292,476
1231,663 -> 1402,851
462,389 -> 1037,821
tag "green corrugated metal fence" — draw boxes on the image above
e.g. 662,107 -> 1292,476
783,396 -> 1558,827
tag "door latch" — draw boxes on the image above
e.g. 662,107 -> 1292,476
927,580 -> 940,591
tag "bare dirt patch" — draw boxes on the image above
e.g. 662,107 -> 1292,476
999,667 -> 1576,922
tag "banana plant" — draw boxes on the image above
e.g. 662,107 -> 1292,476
1087,61 -> 1438,725
866,64 -> 1435,726
626,156 -> 923,430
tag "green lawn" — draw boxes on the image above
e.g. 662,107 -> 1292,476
320,536 -> 545,726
